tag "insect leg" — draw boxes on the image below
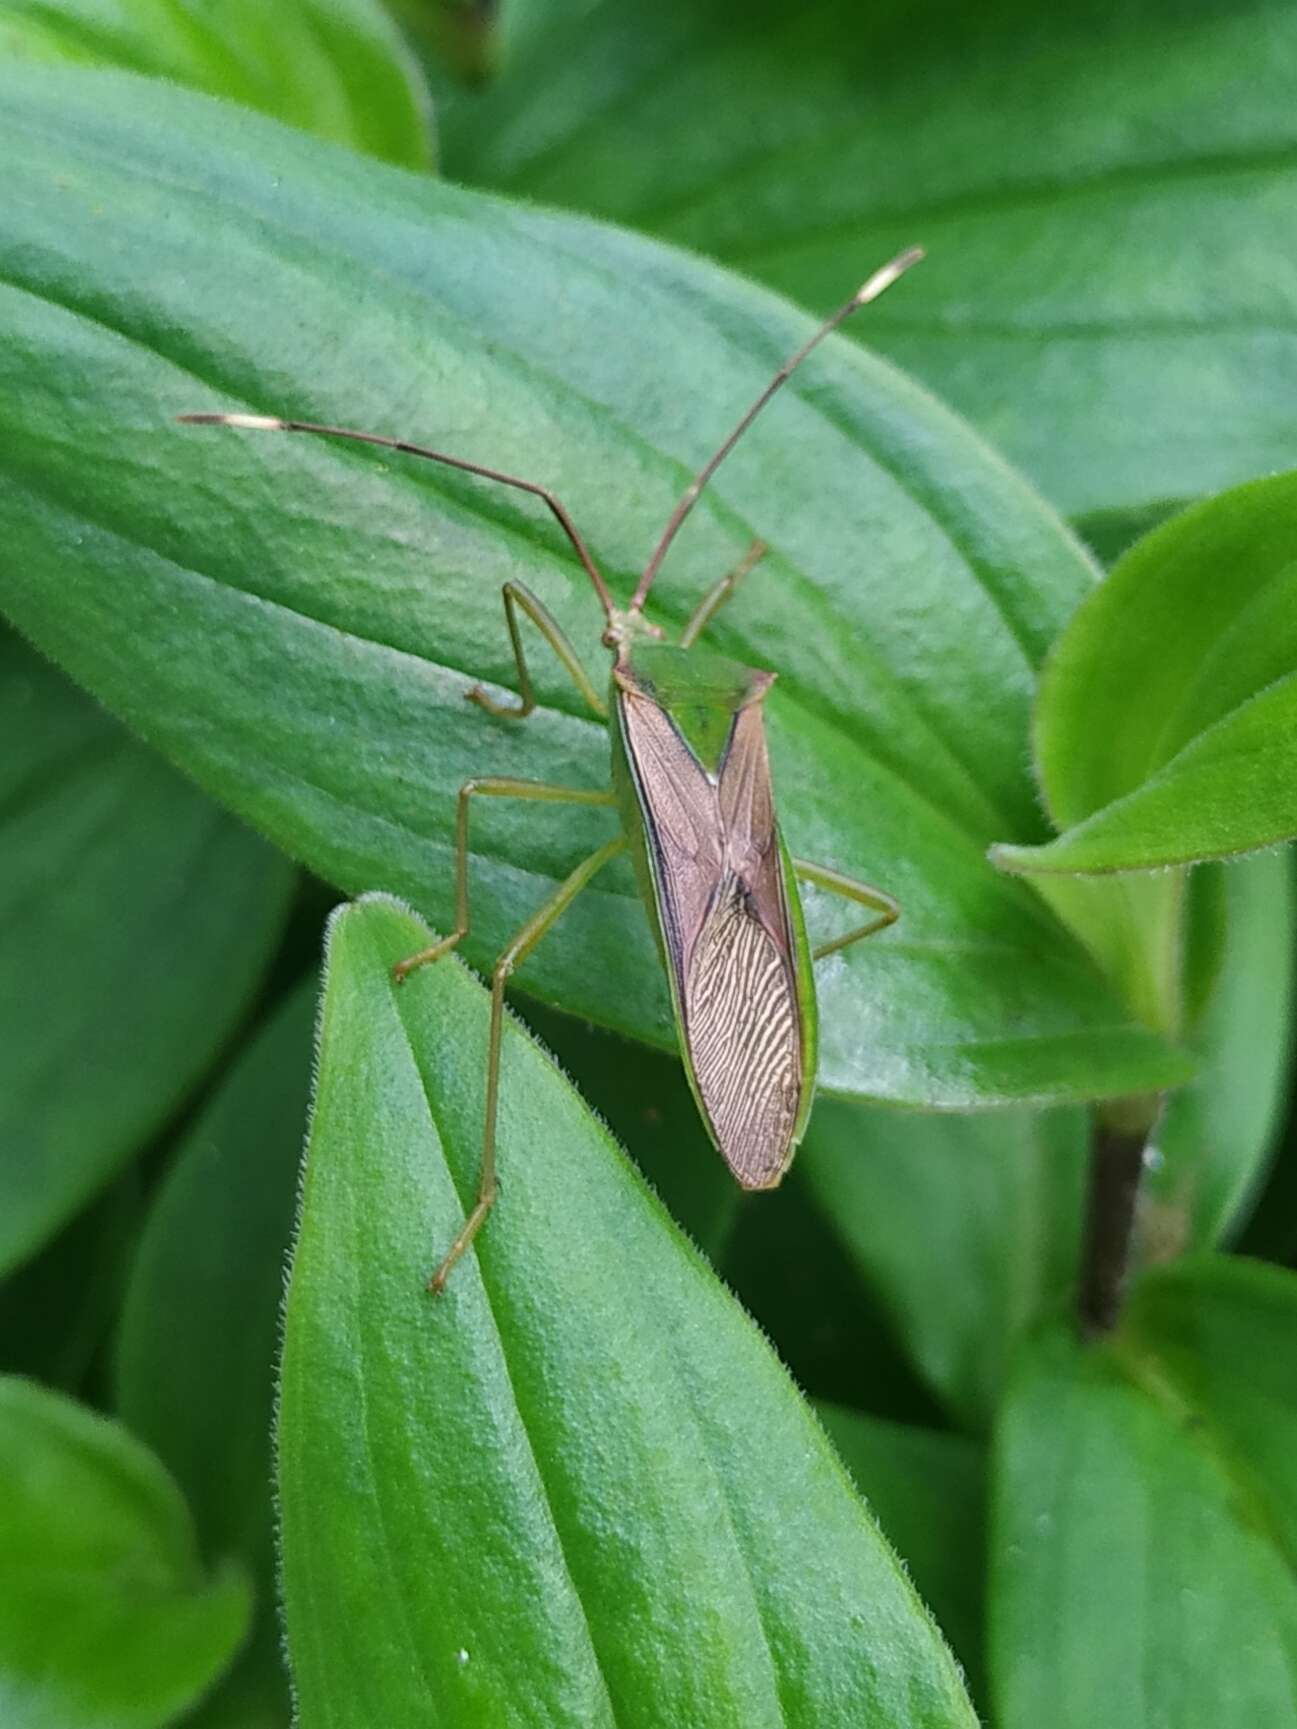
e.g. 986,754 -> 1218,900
427,831 -> 629,1293
468,580 -> 607,719
678,539 -> 767,648
792,857 -> 900,961
393,779 -> 616,981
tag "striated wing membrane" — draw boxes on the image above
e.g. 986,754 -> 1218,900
686,874 -> 801,1185
620,686 -> 803,1187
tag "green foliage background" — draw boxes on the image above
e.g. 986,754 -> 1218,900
0,2 -> 1295,1725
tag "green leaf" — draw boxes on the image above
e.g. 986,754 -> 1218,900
993,473 -> 1297,877
819,1405 -> 987,1699
388,0 -> 497,83
0,0 -> 433,168
991,1257 -> 1297,1729
1145,851 -> 1296,1252
116,983 -> 316,1729
0,1175 -> 140,1391
438,0 -> 1297,527
0,628 -> 294,1275
802,1100 -> 1087,1426
723,1168 -> 947,1422
518,1000 -> 739,1257
0,68 -> 1189,1110
0,1376 -> 250,1729
278,895 -> 977,1726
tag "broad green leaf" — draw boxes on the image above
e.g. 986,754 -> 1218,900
802,1100 -> 1087,1427
0,628 -> 294,1276
0,1376 -> 250,1729
819,1405 -> 987,1698
116,983 -> 315,1729
0,0 -> 433,168
0,68 -> 1189,1110
1146,851 -> 1296,1252
994,474 -> 1297,877
438,0 -> 1297,527
991,1257 -> 1297,1729
278,895 -> 976,1727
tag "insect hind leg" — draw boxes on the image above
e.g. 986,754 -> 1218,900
425,831 -> 627,1294
792,857 -> 899,961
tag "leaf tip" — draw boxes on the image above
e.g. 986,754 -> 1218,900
987,841 -> 1034,875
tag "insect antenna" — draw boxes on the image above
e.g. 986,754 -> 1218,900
627,245 -> 924,616
176,411 -> 617,622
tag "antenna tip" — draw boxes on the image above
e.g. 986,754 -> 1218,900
176,412 -> 285,430
853,245 -> 925,307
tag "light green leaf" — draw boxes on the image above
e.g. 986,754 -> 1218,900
993,473 -> 1297,877
278,895 -> 977,1727
0,628 -> 294,1276
0,1376 -> 250,1729
438,0 -> 1297,527
819,1404 -> 987,1699
803,1100 -> 1087,1427
0,0 -> 433,167
991,1257 -> 1297,1729
519,1000 -> 739,1257
1145,852 -> 1296,1252
116,983 -> 315,1729
0,67 -> 1189,1109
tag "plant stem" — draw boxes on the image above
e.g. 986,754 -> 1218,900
1077,1097 -> 1160,1337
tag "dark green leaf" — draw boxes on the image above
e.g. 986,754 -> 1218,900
0,628 -> 294,1275
278,895 -> 976,1726
438,0 -> 1297,527
116,982 -> 315,1729
0,1375 -> 250,1729
1146,851 -> 1296,1252
803,1100 -> 1087,1426
991,1257 -> 1297,1729
388,0 -> 497,83
0,1174 -> 140,1391
993,474 -> 1297,876
0,0 -> 433,167
819,1404 -> 987,1699
0,68 -> 1188,1108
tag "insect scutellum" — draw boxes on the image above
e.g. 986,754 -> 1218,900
179,244 -> 924,1292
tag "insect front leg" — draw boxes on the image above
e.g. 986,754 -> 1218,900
426,831 -> 629,1294
792,857 -> 900,961
468,580 -> 607,719
393,778 -> 616,980
678,539 -> 767,648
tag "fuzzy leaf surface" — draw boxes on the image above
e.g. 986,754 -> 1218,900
277,895 -> 976,1728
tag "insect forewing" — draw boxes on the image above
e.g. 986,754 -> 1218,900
619,687 -> 804,1187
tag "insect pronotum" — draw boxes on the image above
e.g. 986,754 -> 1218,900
181,244 -> 923,1291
